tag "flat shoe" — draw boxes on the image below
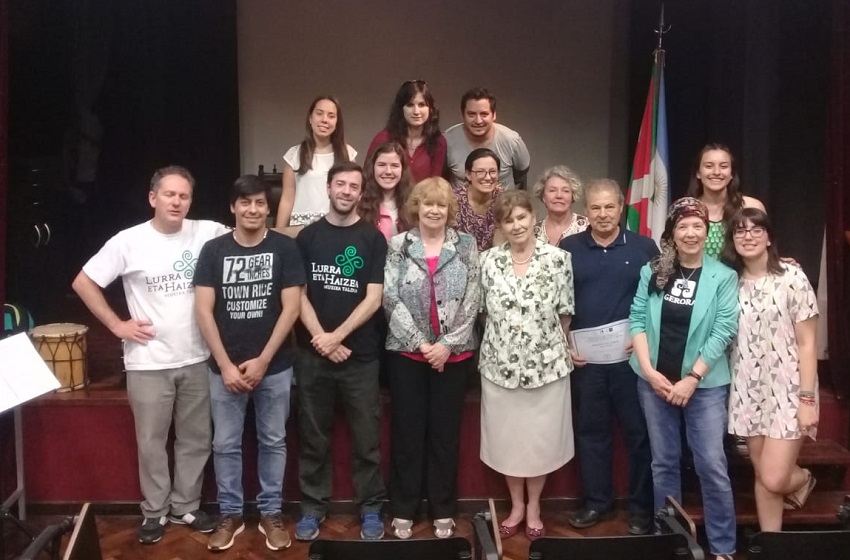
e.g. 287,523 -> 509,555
525,524 -> 546,541
433,518 -> 455,539
391,518 -> 413,540
498,520 -> 522,538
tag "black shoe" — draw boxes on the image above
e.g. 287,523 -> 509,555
568,509 -> 615,529
168,509 -> 218,533
627,512 -> 653,535
139,516 -> 168,544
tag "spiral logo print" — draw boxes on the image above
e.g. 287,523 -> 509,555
334,246 -> 364,277
174,250 -> 198,279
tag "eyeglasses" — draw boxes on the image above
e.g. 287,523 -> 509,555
470,169 -> 498,179
733,226 -> 766,239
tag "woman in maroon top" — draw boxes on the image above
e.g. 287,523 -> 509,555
367,80 -> 447,183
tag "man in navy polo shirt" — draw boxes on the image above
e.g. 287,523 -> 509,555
560,179 -> 658,535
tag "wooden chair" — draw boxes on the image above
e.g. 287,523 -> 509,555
308,536 -> 472,560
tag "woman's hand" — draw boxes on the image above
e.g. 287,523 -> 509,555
423,342 -> 451,372
667,376 -> 699,407
798,402 -> 819,433
646,369 -> 674,399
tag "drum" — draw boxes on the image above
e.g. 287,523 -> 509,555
29,323 -> 89,392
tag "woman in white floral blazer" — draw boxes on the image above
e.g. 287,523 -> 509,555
383,177 -> 480,540
479,190 -> 575,541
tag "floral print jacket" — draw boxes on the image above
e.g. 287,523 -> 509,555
479,240 -> 575,389
383,227 -> 481,354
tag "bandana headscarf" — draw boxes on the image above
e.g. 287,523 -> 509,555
649,197 -> 709,292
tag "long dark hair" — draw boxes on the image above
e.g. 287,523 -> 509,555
686,143 -> 743,223
385,80 -> 441,156
358,142 -> 411,231
296,95 -> 350,175
722,207 -> 784,275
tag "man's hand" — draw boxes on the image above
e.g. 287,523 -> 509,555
311,331 -> 343,357
569,349 -> 587,368
326,344 -> 352,363
221,363 -> 252,393
111,319 -> 156,344
239,356 -> 270,388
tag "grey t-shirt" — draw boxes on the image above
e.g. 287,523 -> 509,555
444,122 -> 531,191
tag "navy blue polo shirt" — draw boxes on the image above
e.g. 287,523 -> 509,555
559,228 -> 659,331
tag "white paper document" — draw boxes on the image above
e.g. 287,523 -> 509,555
570,319 -> 631,365
0,333 -> 61,414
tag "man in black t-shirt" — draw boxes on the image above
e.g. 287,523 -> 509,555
294,161 -> 388,542
194,175 -> 305,551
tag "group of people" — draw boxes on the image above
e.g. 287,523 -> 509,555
70,81 -> 819,560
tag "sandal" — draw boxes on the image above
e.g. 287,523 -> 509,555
392,518 -> 413,539
433,518 -> 455,539
784,468 -> 816,510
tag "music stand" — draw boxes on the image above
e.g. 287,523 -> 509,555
0,332 -> 62,557
18,503 -> 103,560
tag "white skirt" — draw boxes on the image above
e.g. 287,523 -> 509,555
480,376 -> 574,477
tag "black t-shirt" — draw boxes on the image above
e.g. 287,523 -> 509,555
193,231 -> 306,375
656,265 -> 702,382
295,218 -> 388,362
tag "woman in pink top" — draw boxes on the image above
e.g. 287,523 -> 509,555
358,142 -> 412,240
367,80 -> 447,184
383,177 -> 480,540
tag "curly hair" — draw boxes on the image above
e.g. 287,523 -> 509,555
358,142 -> 411,230
385,80 -> 442,157
532,165 -> 583,202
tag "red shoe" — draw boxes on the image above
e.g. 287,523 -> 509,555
525,524 -> 546,541
498,520 -> 522,538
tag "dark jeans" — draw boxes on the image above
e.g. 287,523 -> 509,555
571,361 -> 653,515
296,351 -> 386,517
387,353 -> 468,520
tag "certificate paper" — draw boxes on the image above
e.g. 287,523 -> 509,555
570,319 -> 630,365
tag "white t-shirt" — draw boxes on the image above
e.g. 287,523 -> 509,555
82,219 -> 229,371
444,122 -> 530,191
283,144 -> 357,226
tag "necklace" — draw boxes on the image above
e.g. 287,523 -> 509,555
511,248 -> 534,265
679,266 -> 697,281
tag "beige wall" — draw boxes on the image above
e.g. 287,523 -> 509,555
237,0 -> 628,213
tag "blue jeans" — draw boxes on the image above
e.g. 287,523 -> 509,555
637,379 -> 735,556
209,367 -> 293,516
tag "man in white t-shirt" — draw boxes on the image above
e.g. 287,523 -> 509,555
71,166 -> 228,545
444,87 -> 531,191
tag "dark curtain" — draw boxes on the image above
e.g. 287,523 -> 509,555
0,0 -> 7,305
826,0 -> 850,397
628,0 -> 830,280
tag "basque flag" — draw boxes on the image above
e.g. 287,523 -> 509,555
626,49 -> 669,246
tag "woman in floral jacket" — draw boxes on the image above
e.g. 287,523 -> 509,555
479,190 -> 575,541
383,177 -> 480,540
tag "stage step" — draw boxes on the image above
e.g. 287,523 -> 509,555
684,490 -> 850,526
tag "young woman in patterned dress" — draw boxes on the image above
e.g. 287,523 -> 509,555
724,207 -> 819,531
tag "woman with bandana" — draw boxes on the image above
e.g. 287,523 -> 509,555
628,197 -> 739,560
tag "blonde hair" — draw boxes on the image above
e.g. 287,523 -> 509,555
404,177 -> 459,227
532,165 -> 582,202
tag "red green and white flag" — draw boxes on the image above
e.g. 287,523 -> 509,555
626,49 -> 669,246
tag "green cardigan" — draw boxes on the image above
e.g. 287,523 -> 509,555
628,255 -> 739,388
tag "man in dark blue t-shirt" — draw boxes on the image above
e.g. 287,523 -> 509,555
294,161 -> 388,542
194,175 -> 305,551
559,179 -> 658,535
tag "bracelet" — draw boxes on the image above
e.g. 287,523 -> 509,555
686,371 -> 703,383
799,398 -> 817,407
799,390 -> 816,399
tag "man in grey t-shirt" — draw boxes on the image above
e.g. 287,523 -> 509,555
444,87 -> 530,191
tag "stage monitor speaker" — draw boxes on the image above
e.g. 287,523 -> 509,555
308,536 -> 472,560
528,533 -> 694,560
748,530 -> 850,559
